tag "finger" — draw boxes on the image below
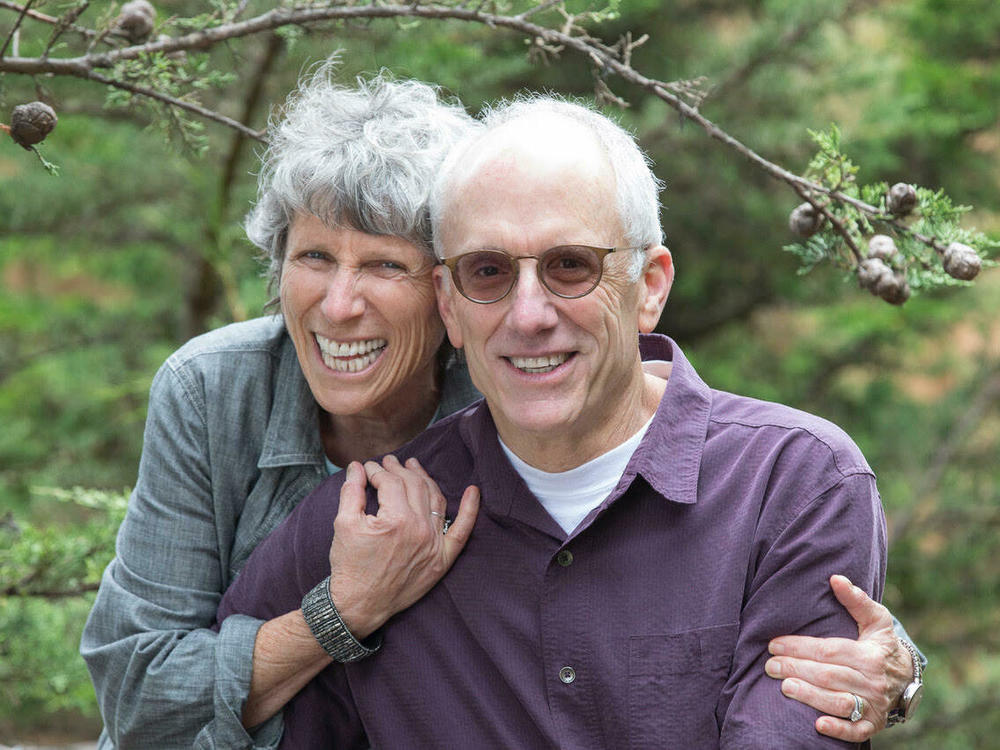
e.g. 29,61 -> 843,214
379,454 -> 434,516
816,715 -> 878,743
404,457 -> 447,515
364,458 -> 408,514
829,574 -> 892,636
768,634 -> 863,668
765,656 -> 866,695
363,458 -> 388,482
337,462 -> 368,520
441,485 -> 480,562
779,679 -> 878,741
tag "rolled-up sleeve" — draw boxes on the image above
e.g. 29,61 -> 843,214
80,362 -> 282,750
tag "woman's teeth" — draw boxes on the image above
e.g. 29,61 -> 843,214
317,336 -> 387,372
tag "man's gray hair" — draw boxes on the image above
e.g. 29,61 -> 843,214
430,94 -> 664,281
245,60 -> 478,300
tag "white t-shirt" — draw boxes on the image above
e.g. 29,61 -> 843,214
499,414 -> 654,535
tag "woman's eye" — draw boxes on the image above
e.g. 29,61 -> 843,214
296,250 -> 330,263
365,260 -> 409,279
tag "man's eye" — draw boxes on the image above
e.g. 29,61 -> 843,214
554,257 -> 585,269
472,264 -> 501,277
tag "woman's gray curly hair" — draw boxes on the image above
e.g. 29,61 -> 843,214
245,60 -> 478,303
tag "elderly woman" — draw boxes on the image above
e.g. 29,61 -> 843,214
81,64 -> 920,749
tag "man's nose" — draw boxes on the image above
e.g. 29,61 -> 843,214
506,260 -> 559,334
320,267 -> 366,322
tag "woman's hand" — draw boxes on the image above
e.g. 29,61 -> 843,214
764,575 -> 915,742
327,455 -> 480,639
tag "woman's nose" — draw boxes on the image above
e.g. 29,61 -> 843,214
320,267 -> 367,322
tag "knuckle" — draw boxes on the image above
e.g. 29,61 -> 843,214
817,640 -> 838,662
871,600 -> 891,620
839,694 -> 856,716
815,664 -> 837,686
874,676 -> 893,705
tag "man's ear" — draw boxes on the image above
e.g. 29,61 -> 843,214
637,245 -> 674,334
433,265 -> 464,349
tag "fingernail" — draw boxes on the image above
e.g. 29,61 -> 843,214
768,641 -> 785,656
765,658 -> 782,678
781,679 -> 797,698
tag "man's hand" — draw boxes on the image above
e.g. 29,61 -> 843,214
325,455 -> 480,640
765,575 -> 915,742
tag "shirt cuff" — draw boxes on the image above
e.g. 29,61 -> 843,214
892,615 -> 928,670
198,614 -> 283,750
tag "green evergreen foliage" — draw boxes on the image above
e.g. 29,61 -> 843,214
0,488 -> 125,728
784,126 -> 996,293
1,0 -> 998,745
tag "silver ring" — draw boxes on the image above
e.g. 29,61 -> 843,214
429,511 -> 443,519
849,693 -> 864,723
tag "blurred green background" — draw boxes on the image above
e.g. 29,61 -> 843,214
1,0 -> 998,746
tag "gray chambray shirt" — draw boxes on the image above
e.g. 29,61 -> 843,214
80,316 -> 479,749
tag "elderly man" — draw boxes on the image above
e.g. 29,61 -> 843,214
218,97 -> 896,748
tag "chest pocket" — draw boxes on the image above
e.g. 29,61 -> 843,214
628,622 -> 738,750
228,467 -> 323,580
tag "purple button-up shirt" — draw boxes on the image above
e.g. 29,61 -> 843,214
218,334 -> 886,749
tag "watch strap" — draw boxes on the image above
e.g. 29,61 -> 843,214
887,637 -> 923,726
301,575 -> 382,662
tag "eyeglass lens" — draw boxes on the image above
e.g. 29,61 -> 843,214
453,246 -> 606,302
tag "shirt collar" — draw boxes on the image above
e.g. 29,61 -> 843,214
629,333 -> 711,506
258,330 -> 326,469
460,333 -> 711,521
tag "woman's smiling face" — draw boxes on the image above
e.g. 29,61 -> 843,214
280,212 -> 445,419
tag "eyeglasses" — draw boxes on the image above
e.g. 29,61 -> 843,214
440,245 -> 642,304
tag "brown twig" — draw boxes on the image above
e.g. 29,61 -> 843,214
792,185 -> 864,265
42,0 -> 91,58
516,0 -> 561,21
1,582 -> 101,598
0,1 -> 977,258
0,0 -> 95,38
2,0 -> 77,30
83,67 -> 266,141
0,0 -> 33,58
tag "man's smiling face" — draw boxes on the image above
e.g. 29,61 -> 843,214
434,119 -> 661,463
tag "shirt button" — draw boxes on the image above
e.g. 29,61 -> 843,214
559,666 -> 576,684
556,549 -> 574,567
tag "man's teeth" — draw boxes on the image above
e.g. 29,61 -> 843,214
509,353 -> 569,373
317,336 -> 386,372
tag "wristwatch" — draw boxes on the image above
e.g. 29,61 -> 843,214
887,638 -> 923,726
